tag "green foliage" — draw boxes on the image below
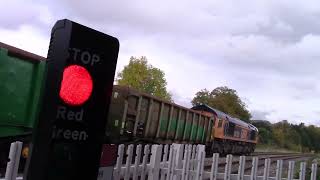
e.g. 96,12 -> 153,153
253,120 -> 274,145
117,56 -> 172,101
252,120 -> 320,153
257,127 -> 274,144
191,86 -> 251,122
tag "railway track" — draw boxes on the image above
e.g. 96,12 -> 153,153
251,151 -> 303,156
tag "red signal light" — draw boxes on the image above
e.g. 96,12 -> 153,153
59,65 -> 93,106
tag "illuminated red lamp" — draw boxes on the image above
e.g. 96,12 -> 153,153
59,65 -> 93,106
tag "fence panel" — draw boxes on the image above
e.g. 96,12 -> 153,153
109,144 -> 318,180
2,143 -> 319,180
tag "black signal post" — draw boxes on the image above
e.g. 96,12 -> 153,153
24,19 -> 119,180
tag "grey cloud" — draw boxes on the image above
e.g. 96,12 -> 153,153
2,0 -> 320,125
170,90 -> 192,108
47,0 -> 320,80
288,79 -> 317,92
251,110 -> 273,120
51,0 -> 320,42
314,111 -> 320,115
0,0 -> 52,32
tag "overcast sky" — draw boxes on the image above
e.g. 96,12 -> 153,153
1,0 -> 320,126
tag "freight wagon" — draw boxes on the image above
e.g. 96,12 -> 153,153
0,42 -> 46,174
105,85 -> 214,146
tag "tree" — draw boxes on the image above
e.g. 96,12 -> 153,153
117,56 -> 173,101
257,127 -> 273,144
191,86 -> 251,122
252,120 -> 274,144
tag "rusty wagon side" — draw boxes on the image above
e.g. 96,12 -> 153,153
105,85 -> 215,146
0,42 -> 46,175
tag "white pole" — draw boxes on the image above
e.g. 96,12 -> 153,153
299,162 -> 306,180
148,145 -> 162,180
12,142 -> 22,180
310,163 -> 318,180
173,144 -> 184,180
263,158 -> 270,180
195,145 -> 205,180
124,145 -> 134,180
141,145 -> 150,180
287,161 -> 295,180
133,144 -> 142,180
210,153 -> 219,180
224,154 -> 232,180
5,141 -> 22,180
237,156 -> 246,180
250,157 -> 258,180
113,144 -> 124,180
275,160 -> 283,180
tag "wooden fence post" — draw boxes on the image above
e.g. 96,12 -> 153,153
299,162 -> 306,180
160,144 -> 169,180
124,145 -> 134,180
210,153 -> 219,180
5,141 -> 22,180
287,161 -> 295,180
182,145 -> 192,180
250,157 -> 258,180
148,145 -> 163,180
310,163 -> 318,180
237,156 -> 246,180
195,145 -> 205,180
189,145 -> 197,180
275,159 -> 283,180
173,144 -> 184,180
224,154 -> 232,180
141,145 -> 150,180
133,145 -> 142,180
263,158 -> 270,180
113,144 -> 124,180
166,145 -> 175,180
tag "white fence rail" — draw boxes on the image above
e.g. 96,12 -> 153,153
108,144 -> 318,180
2,142 -> 318,180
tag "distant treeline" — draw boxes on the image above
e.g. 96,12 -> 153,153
251,120 -> 320,152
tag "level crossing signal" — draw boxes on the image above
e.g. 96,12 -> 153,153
24,19 -> 120,180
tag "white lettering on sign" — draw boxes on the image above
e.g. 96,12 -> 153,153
52,126 -> 88,141
70,48 -> 100,66
56,106 -> 83,121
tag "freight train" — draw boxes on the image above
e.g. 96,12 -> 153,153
106,85 -> 258,155
0,42 -> 258,173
